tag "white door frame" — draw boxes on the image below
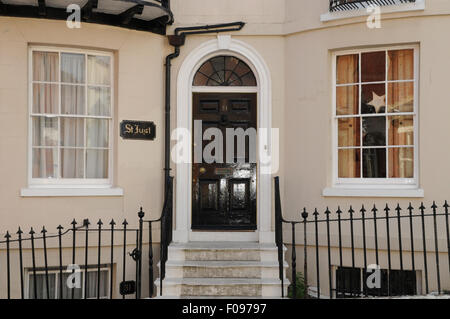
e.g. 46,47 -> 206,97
173,35 -> 274,243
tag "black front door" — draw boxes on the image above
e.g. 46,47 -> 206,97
192,93 -> 257,230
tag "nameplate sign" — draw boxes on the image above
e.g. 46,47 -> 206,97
120,120 -> 156,140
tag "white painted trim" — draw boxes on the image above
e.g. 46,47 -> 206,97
174,35 -> 274,244
321,0 -> 426,22
20,187 -> 123,197
322,187 -> 424,198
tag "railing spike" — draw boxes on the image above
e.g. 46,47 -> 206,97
431,201 -> 438,210
110,219 -> 116,226
17,227 -> 23,235
41,226 -> 47,234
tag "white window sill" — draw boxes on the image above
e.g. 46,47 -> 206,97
322,187 -> 424,198
321,0 -> 425,22
20,187 -> 124,197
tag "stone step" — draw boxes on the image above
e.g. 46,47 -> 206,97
156,277 -> 289,297
168,242 -> 285,262
164,260 -> 288,278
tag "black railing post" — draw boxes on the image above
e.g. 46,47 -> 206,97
431,202 -> 441,295
122,219 -> 128,299
349,206 -> 355,297
291,222 -> 297,299
83,219 -> 90,299
57,225 -> 63,299
313,209 -> 320,299
407,203 -> 416,295
301,208 -> 308,298
41,226 -> 50,299
336,207 -> 343,297
444,201 -> 450,275
395,204 -> 404,296
137,208 -> 145,299
109,219 -> 115,299
148,221 -> 154,298
5,231 -> 11,299
97,219 -> 103,300
30,228 -> 37,299
419,203 -> 429,294
325,208 -> 332,299
274,176 -> 284,297
360,205 -> 368,297
71,219 -> 77,300
17,227 -> 24,299
384,204 -> 391,297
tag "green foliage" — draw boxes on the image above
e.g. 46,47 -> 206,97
287,272 -> 306,299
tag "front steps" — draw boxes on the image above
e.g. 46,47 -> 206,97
156,242 -> 289,298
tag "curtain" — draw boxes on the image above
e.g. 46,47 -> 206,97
337,54 -> 360,178
61,53 -> 85,83
388,49 -> 414,178
28,274 -> 56,299
85,271 -> 108,298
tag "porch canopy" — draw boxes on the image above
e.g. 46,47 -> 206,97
329,0 -> 416,12
0,0 -> 173,34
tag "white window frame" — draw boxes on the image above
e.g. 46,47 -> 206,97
27,46 -> 114,188
26,267 -> 110,299
328,45 -> 421,196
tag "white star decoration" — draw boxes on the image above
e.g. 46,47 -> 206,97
368,92 -> 386,113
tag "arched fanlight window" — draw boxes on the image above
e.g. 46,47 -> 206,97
193,56 -> 257,86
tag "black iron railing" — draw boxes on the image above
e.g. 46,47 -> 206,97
329,0 -> 416,12
0,176 -> 174,299
274,177 -> 450,299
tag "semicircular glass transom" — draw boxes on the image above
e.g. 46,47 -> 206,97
193,56 -> 256,87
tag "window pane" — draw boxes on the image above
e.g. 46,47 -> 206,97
61,53 -> 85,84
361,51 -> 386,82
60,118 -> 84,147
61,272 -> 83,299
33,51 -> 59,82
338,117 -> 360,147
362,117 -> 386,146
61,148 -> 84,178
88,55 -> 111,85
61,85 -> 85,115
86,150 -> 108,178
388,116 -> 414,146
28,274 -> 56,299
88,87 -> 111,116
388,82 -> 414,113
85,271 -> 108,298
86,119 -> 109,148
388,49 -> 414,81
363,148 -> 386,178
32,117 -> 58,146
336,85 -> 359,115
362,84 -> 385,114
336,54 -> 359,84
338,149 -> 361,178
33,84 -> 59,114
32,148 -> 57,178
389,147 -> 414,178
